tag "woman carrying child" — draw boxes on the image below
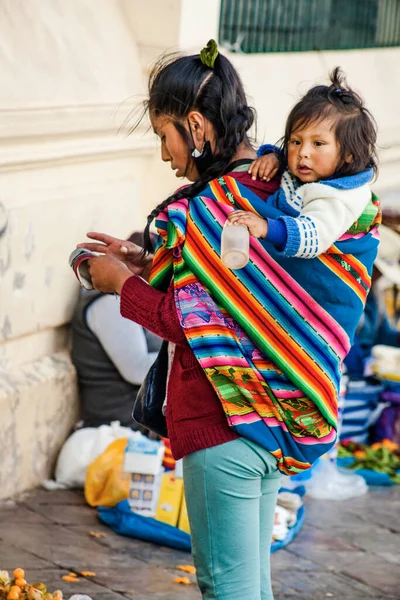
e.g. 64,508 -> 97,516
77,42 -> 380,600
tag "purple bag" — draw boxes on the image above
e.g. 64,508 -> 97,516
371,388 -> 400,444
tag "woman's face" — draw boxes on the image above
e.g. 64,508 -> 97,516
151,114 -> 200,182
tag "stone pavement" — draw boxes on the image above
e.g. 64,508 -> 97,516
0,486 -> 399,600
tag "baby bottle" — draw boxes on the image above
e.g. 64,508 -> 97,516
221,219 -> 249,269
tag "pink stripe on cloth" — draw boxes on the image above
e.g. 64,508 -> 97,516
273,389 -> 307,399
198,197 -> 349,359
248,242 -> 349,357
200,356 -> 251,369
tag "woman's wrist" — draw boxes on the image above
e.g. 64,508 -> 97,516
115,271 -> 134,295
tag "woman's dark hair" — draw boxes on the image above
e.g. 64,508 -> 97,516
282,67 -> 378,179
128,230 -> 159,248
137,49 -> 255,253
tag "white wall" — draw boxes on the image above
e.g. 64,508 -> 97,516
0,0 -> 177,498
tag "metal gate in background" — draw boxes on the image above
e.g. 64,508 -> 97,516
219,0 -> 400,53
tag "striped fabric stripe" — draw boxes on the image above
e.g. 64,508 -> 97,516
150,176 -> 380,475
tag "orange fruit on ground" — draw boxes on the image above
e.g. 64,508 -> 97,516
15,579 -> 27,587
10,587 -> 21,594
173,577 -> 191,584
13,569 -> 24,580
7,592 -> 20,600
176,565 -> 196,574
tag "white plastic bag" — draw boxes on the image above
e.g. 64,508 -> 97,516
305,457 -> 368,500
42,421 -> 143,489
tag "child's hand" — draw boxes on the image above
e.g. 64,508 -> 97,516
227,211 -> 268,239
248,153 -> 280,181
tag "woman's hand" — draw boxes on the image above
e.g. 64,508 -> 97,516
88,255 -> 133,294
77,232 -> 152,277
248,153 -> 280,182
227,210 -> 268,239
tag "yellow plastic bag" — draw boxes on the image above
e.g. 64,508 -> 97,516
84,437 -> 130,507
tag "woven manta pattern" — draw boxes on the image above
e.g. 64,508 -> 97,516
150,176 -> 380,475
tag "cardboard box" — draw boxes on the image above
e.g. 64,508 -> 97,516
127,471 -> 163,517
155,473 -> 184,527
123,437 -> 165,475
178,494 -> 191,534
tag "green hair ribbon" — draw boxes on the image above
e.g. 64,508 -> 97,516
200,39 -> 219,69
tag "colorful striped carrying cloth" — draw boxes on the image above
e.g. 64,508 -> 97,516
150,176 -> 380,475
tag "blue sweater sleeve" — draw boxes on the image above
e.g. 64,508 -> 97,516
265,218 -> 288,249
257,144 -> 282,157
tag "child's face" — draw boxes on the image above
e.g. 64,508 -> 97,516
287,118 -> 341,183
151,114 -> 199,182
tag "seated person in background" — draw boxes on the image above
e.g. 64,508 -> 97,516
341,224 -> 400,443
345,224 -> 400,379
71,232 -> 162,429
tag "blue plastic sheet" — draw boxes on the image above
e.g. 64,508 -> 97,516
99,500 -> 191,551
98,486 -> 305,553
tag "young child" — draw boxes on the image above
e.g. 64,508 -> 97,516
228,67 -> 378,258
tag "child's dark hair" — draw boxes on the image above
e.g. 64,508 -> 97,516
283,67 -> 377,179
136,47 -> 255,253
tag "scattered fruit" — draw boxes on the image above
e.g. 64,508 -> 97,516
88,531 -> 106,538
32,583 -> 47,594
176,565 -> 196,574
79,572 -> 96,578
27,589 -> 43,600
61,576 -> 80,583
172,577 -> 192,585
0,572 -> 86,600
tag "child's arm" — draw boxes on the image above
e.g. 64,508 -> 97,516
277,182 -> 372,258
227,179 -> 372,257
227,211 -> 287,248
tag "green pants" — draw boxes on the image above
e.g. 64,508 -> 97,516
183,438 -> 281,600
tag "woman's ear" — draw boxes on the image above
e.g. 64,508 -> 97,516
187,111 -> 206,148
